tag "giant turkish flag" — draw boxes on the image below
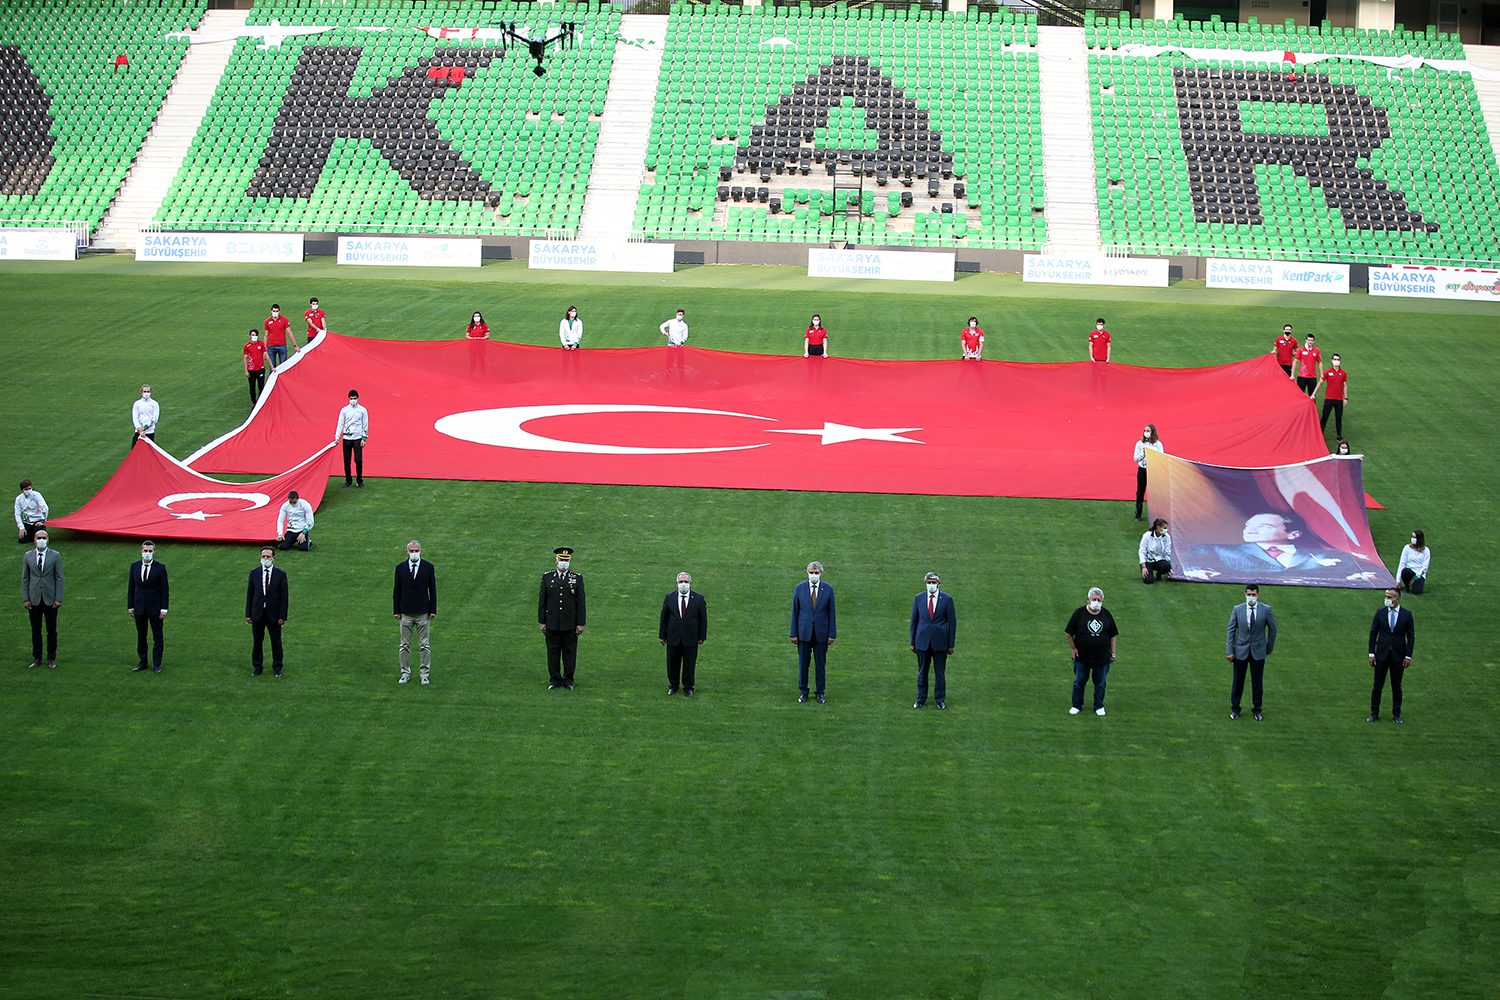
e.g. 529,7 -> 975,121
186,333 -> 1332,501
50,438 -> 341,542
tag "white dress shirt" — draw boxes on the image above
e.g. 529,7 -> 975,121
14,490 -> 48,529
277,499 -> 315,535
559,318 -> 582,347
1138,529 -> 1172,564
1397,544 -> 1431,580
660,317 -> 689,345
132,397 -> 160,433
336,402 -> 369,440
1133,438 -> 1164,468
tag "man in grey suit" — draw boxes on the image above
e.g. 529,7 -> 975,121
1225,583 -> 1276,720
21,528 -> 63,669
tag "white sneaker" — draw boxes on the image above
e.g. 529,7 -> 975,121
1068,707 -> 1081,715
420,676 -> 430,685
1095,707 -> 1106,716
398,675 -> 409,684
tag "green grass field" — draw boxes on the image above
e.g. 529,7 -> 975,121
1,257 -> 1496,999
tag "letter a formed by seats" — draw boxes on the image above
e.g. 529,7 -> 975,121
1174,66 -> 1429,234
247,44 -> 499,203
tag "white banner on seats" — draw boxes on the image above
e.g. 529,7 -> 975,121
1024,254 -> 1169,287
138,232 -> 304,262
336,235 -> 480,267
0,228 -> 78,260
1206,258 -> 1349,293
1369,263 -> 1500,301
808,248 -> 955,282
529,240 -> 675,274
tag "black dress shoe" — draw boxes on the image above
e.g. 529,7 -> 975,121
1366,714 -> 1379,722
816,694 -> 825,704
252,669 -> 263,676
28,659 -> 41,669
1394,714 -> 1404,724
342,482 -> 352,488
273,671 -> 282,677
913,700 -> 924,709
563,682 -> 574,690
47,660 -> 55,669
153,666 -> 162,673
548,682 -> 560,690
936,700 -> 945,710
132,665 -> 148,672
667,686 -> 677,696
683,688 -> 694,697
1253,711 -> 1263,721
798,693 -> 808,703
1230,710 -> 1239,720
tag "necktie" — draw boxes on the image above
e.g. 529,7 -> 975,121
1249,606 -> 1254,629
681,595 -> 687,618
412,561 -> 418,578
1264,546 -> 1285,560
264,569 -> 270,595
812,584 -> 818,606
1390,610 -> 1397,632
929,595 -> 936,618
142,564 -> 147,583
39,551 -> 44,571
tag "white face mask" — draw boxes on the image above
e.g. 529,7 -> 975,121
1384,597 -> 1395,609
1096,323 -> 1105,330
35,538 -> 47,550
808,573 -> 821,584
21,489 -> 31,497
474,316 -> 482,324
678,581 -> 690,594
250,334 -> 258,342
260,557 -> 273,569
1087,600 -> 1101,612
556,560 -> 569,572
141,551 -> 154,563
926,582 -> 939,595
408,551 -> 421,563
1332,359 -> 1341,367
142,392 -> 151,399
1246,594 -> 1258,606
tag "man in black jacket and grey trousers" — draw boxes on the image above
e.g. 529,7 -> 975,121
393,539 -> 437,685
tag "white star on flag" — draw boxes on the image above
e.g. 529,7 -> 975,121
768,422 -> 924,445
169,511 -> 221,521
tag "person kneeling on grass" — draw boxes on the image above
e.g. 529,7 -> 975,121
1138,518 -> 1173,583
276,490 -> 314,551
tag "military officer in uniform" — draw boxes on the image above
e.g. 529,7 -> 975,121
538,546 -> 586,689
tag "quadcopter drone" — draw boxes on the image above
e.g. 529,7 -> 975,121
492,21 -> 582,76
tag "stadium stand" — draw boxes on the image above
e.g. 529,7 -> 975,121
153,0 -> 620,237
0,0 -> 195,240
635,3 -> 1045,249
1087,13 -> 1500,265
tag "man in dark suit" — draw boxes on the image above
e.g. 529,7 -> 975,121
538,546 -> 585,690
22,528 -> 63,669
790,560 -> 836,704
910,571 -> 956,709
1368,587 -> 1415,723
127,539 -> 169,673
659,571 -> 707,696
246,545 -> 290,677
1182,512 -> 1343,581
393,539 -> 437,685
1225,583 -> 1276,720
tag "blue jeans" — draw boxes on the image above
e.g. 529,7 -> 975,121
268,344 -> 288,368
1073,660 -> 1109,710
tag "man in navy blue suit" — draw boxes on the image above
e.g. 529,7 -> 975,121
789,560 -> 836,704
127,539 -> 169,673
246,545 -> 290,677
1368,587 -> 1415,723
910,571 -> 957,709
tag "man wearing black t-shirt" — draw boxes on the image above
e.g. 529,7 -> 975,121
1065,587 -> 1119,716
